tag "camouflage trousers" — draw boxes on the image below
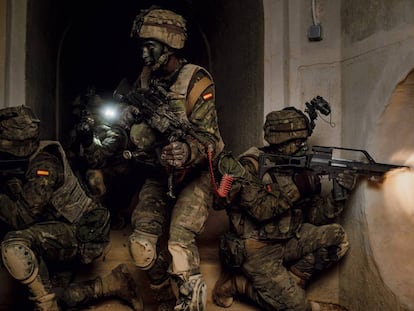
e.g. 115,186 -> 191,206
241,223 -> 349,311
0,194 -> 109,264
0,193 -> 37,230
130,170 -> 213,284
0,194 -> 79,262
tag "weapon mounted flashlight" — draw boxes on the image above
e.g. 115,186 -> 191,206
100,102 -> 119,122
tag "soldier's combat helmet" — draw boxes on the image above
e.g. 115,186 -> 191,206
131,7 -> 187,49
263,107 -> 311,145
0,105 -> 40,157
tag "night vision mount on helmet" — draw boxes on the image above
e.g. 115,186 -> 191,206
263,96 -> 331,145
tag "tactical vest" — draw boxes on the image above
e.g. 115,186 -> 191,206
140,63 -> 214,116
139,63 -> 224,157
231,147 -> 303,241
30,141 -> 97,223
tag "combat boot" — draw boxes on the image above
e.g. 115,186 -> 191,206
212,271 -> 250,308
150,278 -> 176,311
174,274 -> 207,311
62,264 -> 143,311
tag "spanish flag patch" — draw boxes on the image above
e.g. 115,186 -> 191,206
36,170 -> 49,176
202,92 -> 213,101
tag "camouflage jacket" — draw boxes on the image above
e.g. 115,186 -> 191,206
28,141 -> 100,223
82,124 -> 129,169
221,147 -> 345,241
131,63 -> 224,170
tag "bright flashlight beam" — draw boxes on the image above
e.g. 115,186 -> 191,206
101,104 -> 118,121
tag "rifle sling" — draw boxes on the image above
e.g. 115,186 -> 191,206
186,76 -> 213,115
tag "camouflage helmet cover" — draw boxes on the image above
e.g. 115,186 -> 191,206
0,106 -> 40,157
131,8 -> 187,49
263,107 -> 310,145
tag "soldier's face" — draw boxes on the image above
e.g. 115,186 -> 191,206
141,40 -> 164,66
275,139 -> 308,155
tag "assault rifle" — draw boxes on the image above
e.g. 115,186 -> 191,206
114,79 -> 198,143
0,158 -> 28,179
258,145 -> 408,201
113,79 -> 204,198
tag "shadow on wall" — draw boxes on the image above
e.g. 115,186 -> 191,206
366,69 -> 414,309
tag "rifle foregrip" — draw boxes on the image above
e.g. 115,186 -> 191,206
332,179 -> 348,201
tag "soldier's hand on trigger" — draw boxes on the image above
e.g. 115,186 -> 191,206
161,141 -> 190,168
118,105 -> 140,131
336,170 -> 357,191
293,170 -> 322,198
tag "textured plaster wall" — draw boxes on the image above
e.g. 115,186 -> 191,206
340,0 -> 414,310
367,71 -> 414,309
263,0 -> 343,303
265,0 -> 414,310
264,0 -> 342,148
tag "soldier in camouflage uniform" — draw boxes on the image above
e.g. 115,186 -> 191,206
118,7 -> 224,311
68,88 -> 141,228
0,106 -> 143,311
212,107 -> 356,311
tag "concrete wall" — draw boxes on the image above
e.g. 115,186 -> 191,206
340,1 -> 414,310
263,0 -> 342,148
263,0 -> 344,304
0,0 -> 26,109
264,0 -> 414,310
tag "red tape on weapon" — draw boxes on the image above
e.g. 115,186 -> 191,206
208,148 -> 233,198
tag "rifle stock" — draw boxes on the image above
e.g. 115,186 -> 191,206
0,158 -> 28,176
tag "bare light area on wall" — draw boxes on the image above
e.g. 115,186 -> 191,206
366,70 -> 414,309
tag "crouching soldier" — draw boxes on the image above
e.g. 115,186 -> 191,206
0,105 -> 142,310
212,108 -> 356,311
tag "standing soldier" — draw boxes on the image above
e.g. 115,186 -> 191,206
212,107 -> 356,311
0,106 -> 142,310
118,7 -> 224,311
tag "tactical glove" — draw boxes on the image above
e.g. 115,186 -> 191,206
118,105 -> 140,131
332,170 -> 357,201
336,170 -> 357,191
293,170 -> 321,198
161,141 -> 190,168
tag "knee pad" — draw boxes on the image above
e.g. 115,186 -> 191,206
128,230 -> 158,270
1,238 -> 39,284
